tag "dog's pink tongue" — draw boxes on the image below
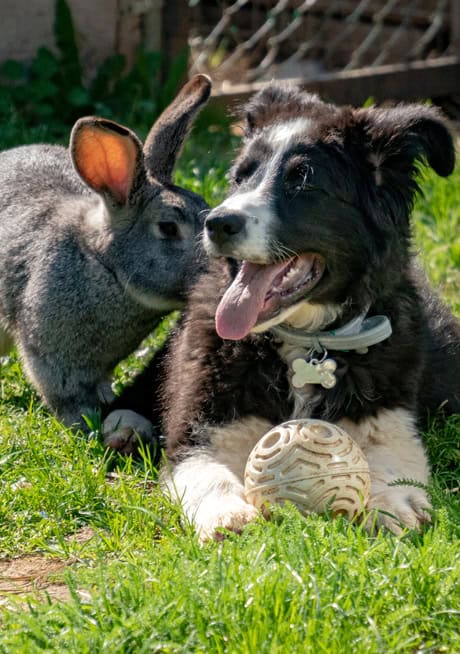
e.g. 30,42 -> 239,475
216,260 -> 289,340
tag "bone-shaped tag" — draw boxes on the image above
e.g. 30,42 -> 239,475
291,357 -> 337,389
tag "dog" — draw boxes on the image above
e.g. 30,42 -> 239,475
107,83 -> 460,540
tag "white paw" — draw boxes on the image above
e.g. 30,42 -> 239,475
103,409 -> 155,456
366,485 -> 432,535
193,494 -> 259,542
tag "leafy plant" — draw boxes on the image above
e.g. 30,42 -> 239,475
0,0 -> 189,144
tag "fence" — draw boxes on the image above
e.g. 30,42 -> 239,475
172,0 -> 460,108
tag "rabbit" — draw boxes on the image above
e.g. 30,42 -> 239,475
0,74 -> 211,429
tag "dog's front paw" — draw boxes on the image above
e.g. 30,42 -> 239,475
366,485 -> 432,535
193,495 -> 259,542
103,409 -> 156,456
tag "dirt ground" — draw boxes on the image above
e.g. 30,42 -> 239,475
0,526 -> 95,606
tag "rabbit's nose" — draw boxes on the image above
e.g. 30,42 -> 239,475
205,211 -> 246,247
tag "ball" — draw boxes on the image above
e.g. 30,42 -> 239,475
244,419 -> 370,518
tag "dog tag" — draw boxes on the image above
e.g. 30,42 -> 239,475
291,357 -> 337,389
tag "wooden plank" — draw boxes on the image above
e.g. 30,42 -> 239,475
302,0 -> 442,28
452,0 -> 460,55
117,0 -> 142,70
160,0 -> 191,82
280,16 -> 426,70
210,56 -> 460,108
143,0 -> 165,53
197,0 -> 442,37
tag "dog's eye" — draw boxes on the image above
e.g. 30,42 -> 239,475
233,160 -> 259,185
284,169 -> 307,195
284,160 -> 312,196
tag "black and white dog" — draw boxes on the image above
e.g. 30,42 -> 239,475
112,84 -> 460,540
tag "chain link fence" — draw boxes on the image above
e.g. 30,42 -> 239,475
185,1 -> 460,106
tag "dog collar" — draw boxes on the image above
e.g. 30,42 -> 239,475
271,312 -> 392,390
271,312 -> 392,353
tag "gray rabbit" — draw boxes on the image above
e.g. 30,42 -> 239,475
0,74 -> 211,427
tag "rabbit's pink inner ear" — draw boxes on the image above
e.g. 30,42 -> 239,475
73,125 -> 139,204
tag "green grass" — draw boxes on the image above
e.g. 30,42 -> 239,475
414,166 -> 460,313
0,121 -> 459,653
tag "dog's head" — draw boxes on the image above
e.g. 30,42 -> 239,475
204,84 -> 455,340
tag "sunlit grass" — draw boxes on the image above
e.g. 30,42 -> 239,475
0,124 -> 459,653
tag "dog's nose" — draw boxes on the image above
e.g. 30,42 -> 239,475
205,212 -> 245,246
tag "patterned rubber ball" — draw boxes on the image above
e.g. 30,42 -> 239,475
244,419 -> 370,518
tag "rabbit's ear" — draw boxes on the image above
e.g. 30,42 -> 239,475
70,118 -> 144,205
144,74 -> 212,183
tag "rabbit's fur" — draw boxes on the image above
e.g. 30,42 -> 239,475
0,74 -> 211,426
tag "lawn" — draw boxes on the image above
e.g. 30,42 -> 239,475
0,118 -> 459,653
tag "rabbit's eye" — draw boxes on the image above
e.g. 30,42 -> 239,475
158,221 -> 181,240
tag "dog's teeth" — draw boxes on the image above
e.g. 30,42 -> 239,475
280,265 -> 300,285
266,254 -> 323,305
284,267 -> 298,281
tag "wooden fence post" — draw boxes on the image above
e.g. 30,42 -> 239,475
143,0 -> 165,54
160,0 -> 192,82
452,0 -> 460,56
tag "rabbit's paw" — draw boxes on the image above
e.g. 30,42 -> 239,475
103,409 -> 156,456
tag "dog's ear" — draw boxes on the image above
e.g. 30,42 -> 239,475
355,104 -> 455,187
243,84 -> 331,135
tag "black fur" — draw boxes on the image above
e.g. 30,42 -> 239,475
162,86 -> 460,462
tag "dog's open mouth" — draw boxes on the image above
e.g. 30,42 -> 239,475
216,253 -> 326,340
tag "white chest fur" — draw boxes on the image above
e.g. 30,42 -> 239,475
278,342 -> 316,419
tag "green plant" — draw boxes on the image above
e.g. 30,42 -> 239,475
0,0 -> 189,145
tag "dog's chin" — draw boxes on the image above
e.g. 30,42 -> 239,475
251,299 -> 342,334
